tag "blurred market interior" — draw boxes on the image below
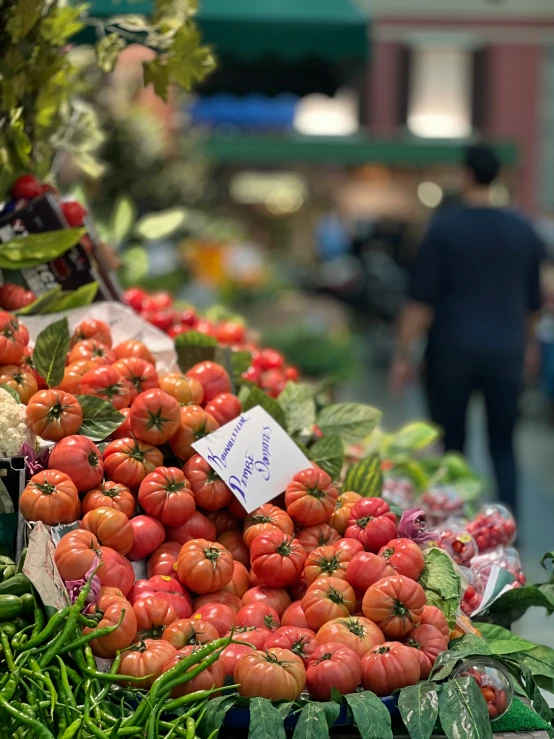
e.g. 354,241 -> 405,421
58,0 -> 554,647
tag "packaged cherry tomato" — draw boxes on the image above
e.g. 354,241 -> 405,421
453,657 -> 513,721
465,504 -> 516,552
433,520 -> 477,567
420,486 -> 465,527
471,546 -> 525,588
381,476 -> 415,511
459,567 -> 484,616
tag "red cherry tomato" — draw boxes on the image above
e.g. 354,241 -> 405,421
61,201 -> 87,226
12,174 -> 42,200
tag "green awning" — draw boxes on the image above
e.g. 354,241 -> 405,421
202,133 -> 518,167
196,0 -> 368,61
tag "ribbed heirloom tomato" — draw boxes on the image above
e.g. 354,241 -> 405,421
419,605 -> 450,641
329,492 -> 362,535
81,507 -> 134,555
223,561 -> 251,598
80,365 -> 134,410
130,575 -> 192,619
185,361 -> 231,403
378,538 -> 426,580
265,626 -> 317,665
49,435 -> 104,493
220,644 -> 254,681
206,509 -> 240,538
166,511 -> 216,545
71,318 -> 112,348
297,524 -> 341,554
82,481 -> 135,519
204,393 -> 242,426
316,616 -> 384,657
147,542 -> 181,579
84,593 -> 138,658
138,466 -> 195,527
301,577 -> 356,631
361,642 -> 421,696
306,643 -> 362,701
133,595 -> 179,638
162,617 -> 219,648
236,603 -> 280,631
103,437 -> 163,491
0,365 -> 37,403
68,339 -> 116,366
59,360 -> 95,395
194,590 -> 242,613
250,531 -> 307,588
26,389 -> 82,441
114,340 -> 155,364
130,389 -> 180,445
20,469 -> 79,525
346,551 -> 395,593
117,639 -> 176,688
285,467 -> 338,527
100,547 -> 135,596
183,455 -> 232,511
235,647 -> 306,701
345,498 -> 398,553
217,531 -> 249,567
162,645 -> 225,698
282,602 -> 311,629
159,373 -> 203,405
362,575 -> 426,639
404,624 -> 448,679
54,529 -> 104,582
335,538 -> 364,558
177,539 -> 233,594
169,406 -> 219,461
127,515 -> 165,561
243,504 -> 294,548
242,586 -> 291,617
0,312 -> 25,364
113,358 -> 158,394
304,545 -> 352,586
193,603 -> 237,636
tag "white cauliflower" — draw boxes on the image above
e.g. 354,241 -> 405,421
0,388 -> 35,458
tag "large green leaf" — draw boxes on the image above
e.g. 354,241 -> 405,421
75,395 -> 125,442
398,682 -> 439,739
49,283 -> 98,312
438,678 -> 493,739
343,453 -> 383,497
278,382 -> 316,436
532,685 -> 553,724
476,623 -> 536,655
33,317 -> 70,387
308,435 -> 344,480
293,702 -> 339,739
135,207 -> 188,240
431,636 -> 492,681
389,421 -> 439,453
248,697 -> 286,739
16,286 -> 63,315
241,386 -> 287,429
317,403 -> 381,445
0,229 -> 86,269
418,548 -> 461,628
345,692 -> 393,739
483,583 -> 554,626
198,695 -> 237,739
515,645 -> 554,680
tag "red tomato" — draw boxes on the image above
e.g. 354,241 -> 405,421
241,366 -> 261,384
185,361 -> 231,403
266,626 -> 317,666
124,288 -> 147,312
176,539 -> 234,594
162,645 -> 225,698
281,602 -> 311,629
85,593 -> 137,658
180,308 -> 198,327
285,366 -> 299,382
20,469 -> 79,525
260,369 -> 287,398
20,346 -> 45,389
82,481 -> 135,519
183,455 -> 232,511
129,389 -> 180,445
49,435 -> 104,493
362,575 -> 426,639
193,604 -> 237,637
285,467 -> 338,527
253,348 -> 284,371
236,603 -> 280,632
133,595 -> 179,638
215,321 -> 246,345
242,586 -> 291,617
335,538 -> 364,558
316,616 -> 385,658
169,405 -> 219,462
26,388 -> 82,441
344,498 -> 398,553
218,531 -> 249,568
235,647 -> 305,701
100,546 -> 135,597
296,524 -> 341,554
165,510 -> 216,545
12,174 -> 42,200
243,504 -> 294,548
361,642 -> 421,696
0,365 -> 37,403
71,319 -> 112,348
68,339 -> 116,366
138,466 -> 195,527
130,575 -> 192,620
143,291 -> 172,311
193,590 -> 242,614
114,340 -> 155,365
329,492 -> 362,535
159,374 -> 203,405
0,284 -> 36,311
346,551 -> 395,592
162,617 -> 219,648
61,200 -> 87,226
306,643 -> 362,700
378,538 -> 426,580
224,625 -> 271,651
54,530 -> 105,582
404,624 -> 448,679
103,437 -> 163,491
204,393 -> 242,426
304,545 -> 352,586
127,515 -> 166,561
81,507 -> 134,555
220,644 -> 254,680
250,532 -> 307,588
301,577 -> 356,631
113,358 -> 159,394
59,360 -> 95,395
223,561 -> 251,599
142,309 -> 177,332
80,365 -> 134,410
117,639 -> 176,688
419,605 -> 450,641
0,312 -> 25,365
227,497 -> 248,520
147,541 -> 181,579
206,509 -> 241,538
110,407 -> 131,439
289,575 -> 308,602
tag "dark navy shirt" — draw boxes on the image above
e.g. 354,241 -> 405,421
409,205 -> 543,354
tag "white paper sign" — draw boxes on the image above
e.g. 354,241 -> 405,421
192,406 -> 311,513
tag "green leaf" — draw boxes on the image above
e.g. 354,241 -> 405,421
533,685 -> 553,724
1,385 -> 20,404
248,697 -> 286,739
198,695 -> 236,739
53,283 -> 99,312
175,331 -> 218,349
231,351 -> 252,381
41,5 -> 85,44
5,0 -> 42,41
515,645 -> 554,680
343,453 -> 383,497
33,317 -> 70,387
16,286 -> 63,315
278,382 -> 316,436
388,460 -> 429,493
476,623 -> 536,655
483,583 -> 554,626
241,386 -> 287,429
308,435 -> 344,480
276,702 -> 294,720
418,548 -> 461,628
345,692 -> 393,739
0,229 -> 86,269
293,702 -> 339,739
317,403 -> 381,445
135,207 -> 188,240
143,58 -> 171,101
329,687 -> 344,704
389,421 -> 440,453
398,682 -> 439,739
75,395 -> 125,442
438,677 -> 493,739
109,196 -> 136,248
96,33 -> 126,74
449,634 -> 493,657
541,551 -> 554,580
167,23 -> 216,92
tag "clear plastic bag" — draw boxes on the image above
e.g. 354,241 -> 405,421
471,546 -> 525,588
421,486 -> 465,527
466,504 -> 516,552
434,519 -> 478,566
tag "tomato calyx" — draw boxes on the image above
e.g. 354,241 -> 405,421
391,598 -> 412,620
380,547 -> 394,561
327,586 -> 346,605
320,652 -> 333,662
126,441 -> 149,462
101,484 -> 125,499
406,637 -> 421,650
355,516 -> 374,528
264,615 -> 279,630
375,645 -> 392,655
313,553 -> 342,575
140,624 -> 166,640
290,637 -> 309,657
88,451 -> 100,468
343,617 -> 365,638
203,546 -> 223,566
305,485 -> 326,500
32,481 -> 57,496
100,381 -> 126,400
46,399 -> 71,422
146,408 -> 171,432
275,538 -> 296,557
249,514 -> 271,525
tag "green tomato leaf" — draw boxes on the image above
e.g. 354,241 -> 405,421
0,229 -> 86,269
241,386 -> 286,429
308,434 -> 344,480
418,548 -> 461,628
293,702 -> 339,739
343,453 -> 383,497
345,692 -> 393,739
278,382 -> 316,436
248,697 -> 286,739
197,694 -> 236,739
175,331 -> 218,349
75,395 -> 125,442
317,403 -> 381,445
389,421 -> 440,453
476,623 -> 536,655
1,385 -> 20,404
33,317 -> 70,387
438,677 -> 493,739
398,682 -> 439,739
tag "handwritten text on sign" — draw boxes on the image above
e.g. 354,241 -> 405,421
192,406 -> 311,513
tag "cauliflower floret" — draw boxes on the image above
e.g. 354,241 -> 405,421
0,388 -> 35,458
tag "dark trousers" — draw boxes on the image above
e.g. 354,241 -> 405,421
425,350 -> 523,515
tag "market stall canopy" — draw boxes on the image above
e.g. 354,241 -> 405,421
196,0 -> 369,62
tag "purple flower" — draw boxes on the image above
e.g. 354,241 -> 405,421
398,508 -> 438,544
22,443 -> 51,478
65,557 -> 102,608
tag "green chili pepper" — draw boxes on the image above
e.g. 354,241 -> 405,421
184,716 -> 195,739
57,718 -> 82,739
72,648 -> 151,683
0,693 -> 55,739
59,611 -> 125,655
0,629 -> 15,670
16,607 -> 70,652
1,669 -> 20,700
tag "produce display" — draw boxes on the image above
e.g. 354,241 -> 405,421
0,305 -> 551,739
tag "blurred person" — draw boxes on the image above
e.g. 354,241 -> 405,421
390,145 -> 544,514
